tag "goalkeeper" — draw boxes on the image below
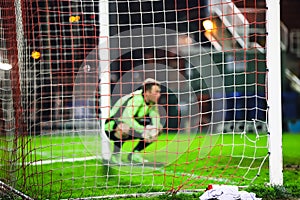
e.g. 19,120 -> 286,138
104,78 -> 163,164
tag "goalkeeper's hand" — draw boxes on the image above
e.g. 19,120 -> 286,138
114,123 -> 130,139
142,125 -> 160,143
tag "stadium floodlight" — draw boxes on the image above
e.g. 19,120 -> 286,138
203,19 -> 214,32
0,63 -> 12,71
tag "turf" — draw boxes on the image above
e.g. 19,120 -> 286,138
1,132 -> 299,199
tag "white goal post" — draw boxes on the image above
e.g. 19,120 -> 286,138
99,0 -> 112,162
266,0 -> 283,185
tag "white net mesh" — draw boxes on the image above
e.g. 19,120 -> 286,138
0,0 -> 273,199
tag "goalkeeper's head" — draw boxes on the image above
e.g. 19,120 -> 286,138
143,78 -> 161,104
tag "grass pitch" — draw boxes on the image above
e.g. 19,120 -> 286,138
1,132 -> 299,199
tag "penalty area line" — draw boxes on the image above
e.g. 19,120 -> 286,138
25,156 -> 101,165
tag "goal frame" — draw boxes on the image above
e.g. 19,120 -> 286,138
99,0 -> 283,185
98,0 -> 284,186
0,0 -> 284,198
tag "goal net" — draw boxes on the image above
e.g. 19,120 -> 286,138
0,0 -> 282,199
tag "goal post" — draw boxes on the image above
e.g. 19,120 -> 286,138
0,0 -> 283,199
266,0 -> 283,186
98,0 -> 112,162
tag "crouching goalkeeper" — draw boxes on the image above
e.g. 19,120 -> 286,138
104,78 -> 163,164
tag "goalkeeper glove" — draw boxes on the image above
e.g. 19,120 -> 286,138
142,125 -> 159,143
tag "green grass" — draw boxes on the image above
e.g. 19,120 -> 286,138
1,132 -> 300,199
282,134 -> 300,165
245,133 -> 300,200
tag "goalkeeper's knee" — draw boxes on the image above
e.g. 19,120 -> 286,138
114,123 -> 130,139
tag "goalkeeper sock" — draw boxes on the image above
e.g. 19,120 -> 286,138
113,140 -> 123,153
133,141 -> 151,152
128,150 -> 149,163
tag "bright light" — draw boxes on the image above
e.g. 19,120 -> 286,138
203,20 -> 214,32
0,63 -> 12,71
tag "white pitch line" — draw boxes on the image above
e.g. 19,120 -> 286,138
26,156 -> 101,165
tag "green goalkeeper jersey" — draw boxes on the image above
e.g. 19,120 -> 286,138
105,89 -> 161,134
